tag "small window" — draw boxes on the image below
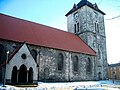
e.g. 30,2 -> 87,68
73,56 -> 79,72
21,53 -> 27,59
57,53 -> 64,71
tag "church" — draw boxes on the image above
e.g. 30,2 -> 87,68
0,0 -> 108,85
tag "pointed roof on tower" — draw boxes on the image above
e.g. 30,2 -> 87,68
65,0 -> 105,16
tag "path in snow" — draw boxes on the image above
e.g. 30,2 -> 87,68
0,80 -> 120,90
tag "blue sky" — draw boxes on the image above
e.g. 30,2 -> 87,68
0,0 -> 120,64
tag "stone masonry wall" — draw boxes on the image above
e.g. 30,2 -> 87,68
0,40 -> 96,82
37,47 -> 95,81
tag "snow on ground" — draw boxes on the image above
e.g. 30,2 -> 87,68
0,80 -> 120,90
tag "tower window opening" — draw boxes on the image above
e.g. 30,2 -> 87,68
74,24 -> 77,33
74,23 -> 79,34
95,22 -> 99,33
77,23 -> 79,33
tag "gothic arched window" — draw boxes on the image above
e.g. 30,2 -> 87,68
73,56 -> 79,72
57,53 -> 64,71
86,58 -> 91,73
31,49 -> 37,62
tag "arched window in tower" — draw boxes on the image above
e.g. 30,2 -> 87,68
57,53 -> 64,71
77,23 -> 79,33
95,22 -> 99,34
86,58 -> 91,73
31,49 -> 37,62
73,56 -> 79,72
73,12 -> 79,34
74,24 -> 77,33
74,23 -> 79,34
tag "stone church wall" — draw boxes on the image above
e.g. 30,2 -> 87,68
38,47 -> 95,81
0,40 -> 96,82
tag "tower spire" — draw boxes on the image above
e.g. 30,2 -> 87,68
73,3 -> 77,9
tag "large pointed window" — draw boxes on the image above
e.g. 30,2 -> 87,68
73,56 -> 79,72
57,53 -> 64,71
86,58 -> 91,73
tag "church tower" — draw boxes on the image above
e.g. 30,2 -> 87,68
66,0 -> 108,80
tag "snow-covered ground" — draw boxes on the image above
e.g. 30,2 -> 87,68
0,80 -> 120,90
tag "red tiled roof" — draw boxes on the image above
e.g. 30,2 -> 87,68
0,13 -> 96,55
